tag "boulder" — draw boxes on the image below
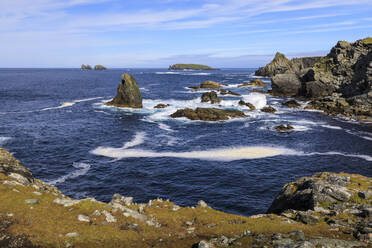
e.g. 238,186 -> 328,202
238,79 -> 267,88
275,124 -> 294,132
201,91 -> 222,104
282,100 -> 301,108
219,89 -> 240,96
170,108 -> 247,121
306,80 -> 335,98
0,148 -> 33,184
154,103 -> 170,109
238,100 -> 256,110
261,106 -> 277,113
200,81 -> 221,89
271,73 -> 303,96
106,74 -> 143,108
81,64 -> 92,70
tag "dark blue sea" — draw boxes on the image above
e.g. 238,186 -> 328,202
0,68 -> 371,216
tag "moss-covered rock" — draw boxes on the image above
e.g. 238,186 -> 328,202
168,64 -> 217,70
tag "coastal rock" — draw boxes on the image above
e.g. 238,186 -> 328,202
200,81 -> 221,89
261,106 -> 277,113
271,73 -> 303,96
94,65 -> 107,70
282,100 -> 301,108
219,89 -> 240,96
275,124 -> 294,132
81,64 -> 92,70
201,91 -> 222,104
106,73 -> 143,108
255,52 -> 293,77
170,108 -> 247,121
238,79 -> 267,88
154,103 -> 170,109
238,100 -> 256,110
0,148 -> 33,185
267,172 -> 353,214
168,64 -> 217,70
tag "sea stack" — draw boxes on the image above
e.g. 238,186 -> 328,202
106,73 -> 143,108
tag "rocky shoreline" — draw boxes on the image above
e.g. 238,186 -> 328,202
0,148 -> 371,247
256,37 -> 372,122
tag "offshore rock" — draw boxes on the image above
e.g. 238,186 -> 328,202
219,89 -> 240,96
170,108 -> 247,121
275,124 -> 294,132
201,91 -> 222,104
94,65 -> 107,70
261,106 -> 277,113
168,64 -> 217,70
106,74 -> 143,108
81,64 -> 92,70
255,52 -> 293,77
189,81 -> 222,90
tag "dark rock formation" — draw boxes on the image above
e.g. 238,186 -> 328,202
261,106 -> 277,113
168,64 -> 217,70
271,73 -> 303,96
282,100 -> 301,108
106,74 -> 143,108
219,89 -> 240,96
255,53 -> 322,77
189,81 -> 222,90
201,91 -> 222,104
154,104 -> 170,109
238,79 -> 267,88
81,64 -> 92,70
238,100 -> 256,110
170,108 -> 247,121
94,65 -> 107,70
275,124 -> 294,132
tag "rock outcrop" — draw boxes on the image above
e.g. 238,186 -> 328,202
168,64 -> 217,70
201,91 -> 222,104
238,79 -> 267,88
106,73 -> 143,108
81,64 -> 92,70
257,37 -> 372,120
170,108 -> 247,121
189,81 -> 222,90
94,65 -> 107,70
275,124 -> 294,132
0,148 -> 33,185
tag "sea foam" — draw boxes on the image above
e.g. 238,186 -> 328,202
47,162 -> 91,185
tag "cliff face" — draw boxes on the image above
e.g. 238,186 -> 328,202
0,148 -> 371,247
258,37 -> 372,121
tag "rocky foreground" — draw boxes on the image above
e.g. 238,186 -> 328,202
256,37 -> 372,122
0,148 -> 371,247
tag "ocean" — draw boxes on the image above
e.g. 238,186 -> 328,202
0,68 -> 371,216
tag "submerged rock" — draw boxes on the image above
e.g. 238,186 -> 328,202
261,106 -> 277,113
282,100 -> 301,108
275,124 -> 294,132
170,108 -> 247,121
154,103 -> 170,109
106,74 -> 143,108
201,91 -> 222,104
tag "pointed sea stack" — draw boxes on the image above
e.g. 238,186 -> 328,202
106,73 -> 143,108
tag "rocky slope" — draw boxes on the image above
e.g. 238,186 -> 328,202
168,64 -> 217,70
0,148 -> 371,247
106,73 -> 143,108
257,37 -> 372,121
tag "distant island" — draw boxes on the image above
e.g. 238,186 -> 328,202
168,64 -> 218,70
81,64 -> 107,70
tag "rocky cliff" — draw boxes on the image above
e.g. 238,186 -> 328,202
106,73 -> 143,108
257,37 -> 372,121
0,148 -> 371,247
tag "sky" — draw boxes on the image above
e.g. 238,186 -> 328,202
1,0 -> 371,68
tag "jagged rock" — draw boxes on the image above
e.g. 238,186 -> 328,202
81,64 -> 92,70
261,106 -> 277,113
154,103 -> 170,109
267,172 -> 353,214
201,91 -> 222,104
94,65 -> 106,70
106,74 -> 143,108
102,210 -> 116,223
219,89 -> 240,96
275,124 -> 294,132
255,52 -> 293,77
238,100 -> 256,110
296,211 -> 318,225
110,193 -> 133,206
282,100 -> 301,108
0,148 -> 33,184
271,73 -> 303,96
238,79 -> 267,88
170,108 -> 247,121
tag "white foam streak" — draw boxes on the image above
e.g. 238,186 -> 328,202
289,150 -> 372,162
242,93 -> 267,109
91,145 -> 289,161
41,97 -> 103,111
48,162 -> 91,185
158,123 -> 174,132
122,132 -> 146,149
0,137 -> 11,146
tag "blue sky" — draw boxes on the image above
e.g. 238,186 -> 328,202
1,0 -> 371,68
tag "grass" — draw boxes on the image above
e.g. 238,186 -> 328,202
0,170 -> 370,247
361,37 -> 372,45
